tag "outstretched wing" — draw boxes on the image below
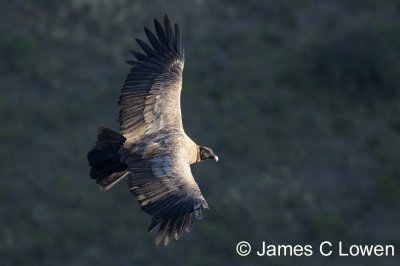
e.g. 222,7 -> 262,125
119,15 -> 184,140
126,151 -> 208,246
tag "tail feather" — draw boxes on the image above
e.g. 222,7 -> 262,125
87,126 -> 128,191
97,171 -> 129,192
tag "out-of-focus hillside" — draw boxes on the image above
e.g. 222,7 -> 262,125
1,0 -> 399,265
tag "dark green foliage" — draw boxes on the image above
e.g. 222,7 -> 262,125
1,0 -> 400,265
0,31 -> 38,73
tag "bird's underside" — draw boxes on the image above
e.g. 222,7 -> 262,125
87,15 -> 217,246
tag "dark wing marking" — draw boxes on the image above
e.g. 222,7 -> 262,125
119,15 -> 184,140
126,152 -> 208,246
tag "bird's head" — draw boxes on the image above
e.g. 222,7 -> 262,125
199,146 -> 218,162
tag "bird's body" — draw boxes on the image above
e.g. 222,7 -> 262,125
87,15 -> 217,245
123,130 -> 199,165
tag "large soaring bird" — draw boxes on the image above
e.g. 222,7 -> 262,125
87,15 -> 218,246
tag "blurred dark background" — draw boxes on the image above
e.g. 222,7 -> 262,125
1,0 -> 400,265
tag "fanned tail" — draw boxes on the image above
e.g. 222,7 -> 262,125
87,126 -> 128,191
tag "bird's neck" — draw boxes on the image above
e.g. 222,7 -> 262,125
196,146 -> 201,163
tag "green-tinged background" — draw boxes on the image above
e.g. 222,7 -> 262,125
1,0 -> 400,265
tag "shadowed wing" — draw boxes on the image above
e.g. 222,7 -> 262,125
126,149 -> 209,246
119,15 -> 184,140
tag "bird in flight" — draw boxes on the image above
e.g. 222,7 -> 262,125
87,15 -> 218,246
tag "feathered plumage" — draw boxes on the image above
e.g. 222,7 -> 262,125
87,15 -> 217,246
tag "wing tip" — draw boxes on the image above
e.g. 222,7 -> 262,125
128,15 -> 183,69
149,15 -> 183,56
148,203 -> 209,246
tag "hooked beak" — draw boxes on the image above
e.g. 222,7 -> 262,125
212,154 -> 219,162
